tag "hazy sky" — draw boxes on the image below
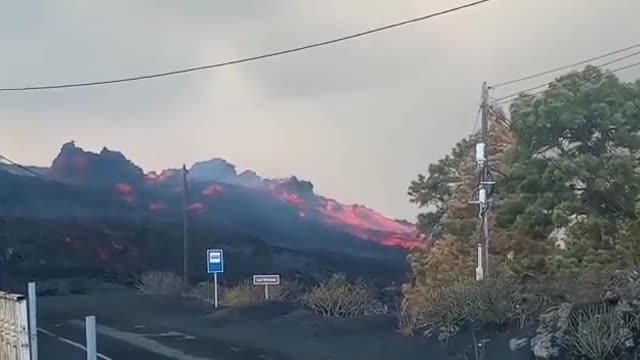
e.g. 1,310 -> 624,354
1,0 -> 639,221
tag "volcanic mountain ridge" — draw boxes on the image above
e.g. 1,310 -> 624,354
2,142 -> 427,254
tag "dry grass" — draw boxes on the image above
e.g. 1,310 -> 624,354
301,274 -> 382,318
186,282 -> 218,305
398,271 -> 541,338
137,271 -> 185,296
221,279 -> 299,307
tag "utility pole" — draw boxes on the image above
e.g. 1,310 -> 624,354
182,164 -> 191,284
472,81 -> 494,281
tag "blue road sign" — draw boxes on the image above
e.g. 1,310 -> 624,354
207,249 -> 224,274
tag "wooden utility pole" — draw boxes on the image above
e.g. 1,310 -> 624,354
472,82 -> 493,281
181,164 -> 191,284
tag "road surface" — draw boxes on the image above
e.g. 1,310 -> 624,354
36,292 -> 461,360
38,323 -> 175,360
37,293 -> 292,359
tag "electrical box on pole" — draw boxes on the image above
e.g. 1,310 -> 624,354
475,143 -> 485,165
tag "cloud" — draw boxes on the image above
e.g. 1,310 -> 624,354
1,0 -> 640,220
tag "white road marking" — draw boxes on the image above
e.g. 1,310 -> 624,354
69,321 -> 210,360
38,327 -> 114,360
137,331 -> 196,340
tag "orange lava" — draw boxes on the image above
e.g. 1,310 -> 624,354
189,202 -> 206,214
203,184 -> 225,197
319,200 -> 422,249
267,183 -> 424,248
281,192 -> 305,207
148,201 -> 168,212
115,183 -> 136,203
115,183 -> 134,194
145,169 -> 177,185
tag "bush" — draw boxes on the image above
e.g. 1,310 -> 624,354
473,273 -> 522,326
221,279 -> 299,307
186,282 -> 218,305
221,280 -> 265,307
137,271 -> 185,296
420,280 -> 477,339
566,305 -> 625,360
300,274 -> 382,318
399,270 -> 539,338
397,295 -> 430,336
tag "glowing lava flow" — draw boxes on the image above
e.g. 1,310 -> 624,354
189,202 -> 206,214
115,183 -> 136,203
203,184 -> 225,197
268,185 -> 424,249
148,201 -> 168,212
281,192 -> 305,207
145,169 -> 177,185
319,202 -> 424,249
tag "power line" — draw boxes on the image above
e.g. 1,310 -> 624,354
0,0 -> 492,93
493,56 -> 640,105
494,60 -> 640,106
610,59 -> 640,74
0,154 -> 67,185
491,42 -> 640,88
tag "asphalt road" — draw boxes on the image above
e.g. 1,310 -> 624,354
38,323 -> 175,360
34,292 -> 468,360
37,293 -> 292,360
7,284 -> 537,360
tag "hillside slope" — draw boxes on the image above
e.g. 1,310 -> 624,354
0,142 -> 426,260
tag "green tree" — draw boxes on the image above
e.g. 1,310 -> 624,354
407,66 -> 640,282
408,135 -> 478,238
498,66 -> 640,252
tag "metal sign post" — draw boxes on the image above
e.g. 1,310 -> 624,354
207,249 -> 224,308
253,275 -> 280,300
85,316 -> 96,360
27,282 -> 37,360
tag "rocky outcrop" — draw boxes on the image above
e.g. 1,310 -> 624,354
509,337 -> 529,351
49,141 -> 144,185
189,158 -> 238,183
531,303 -> 573,359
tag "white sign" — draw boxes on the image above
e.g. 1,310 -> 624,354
253,274 -> 280,286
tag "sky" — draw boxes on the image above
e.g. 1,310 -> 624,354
1,0 -> 639,221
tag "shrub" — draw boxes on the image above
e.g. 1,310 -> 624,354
186,282 -> 218,305
422,280 -> 477,338
137,271 -> 185,296
566,305 -> 625,360
472,273 -> 522,327
264,279 -> 302,302
300,274 -> 380,318
606,268 -> 640,304
222,280 -> 264,307
397,295 -> 430,336
221,279 -> 299,307
399,270 -> 537,338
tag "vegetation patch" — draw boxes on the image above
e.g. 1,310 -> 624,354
221,279 -> 300,307
301,274 -> 386,318
137,271 -> 185,296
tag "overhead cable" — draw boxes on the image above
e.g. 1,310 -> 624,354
491,42 -> 640,88
0,0 -> 492,92
494,57 -> 640,105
